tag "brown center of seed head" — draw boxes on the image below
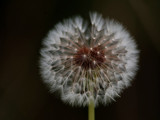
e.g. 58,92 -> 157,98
73,46 -> 106,70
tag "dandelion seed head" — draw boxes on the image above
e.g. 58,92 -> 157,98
40,12 -> 139,107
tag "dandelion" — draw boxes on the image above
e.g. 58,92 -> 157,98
40,12 -> 139,120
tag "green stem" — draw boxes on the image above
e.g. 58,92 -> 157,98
88,99 -> 95,120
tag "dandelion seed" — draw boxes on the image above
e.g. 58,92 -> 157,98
40,12 -> 139,107
83,54 -> 87,58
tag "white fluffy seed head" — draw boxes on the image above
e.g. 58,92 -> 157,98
40,12 -> 139,107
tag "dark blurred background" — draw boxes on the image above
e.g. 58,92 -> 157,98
0,0 -> 160,120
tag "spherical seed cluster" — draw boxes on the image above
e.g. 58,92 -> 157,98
40,13 -> 139,107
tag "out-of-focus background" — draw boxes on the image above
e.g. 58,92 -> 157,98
0,0 -> 160,120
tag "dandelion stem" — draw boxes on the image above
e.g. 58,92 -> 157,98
88,99 -> 95,120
